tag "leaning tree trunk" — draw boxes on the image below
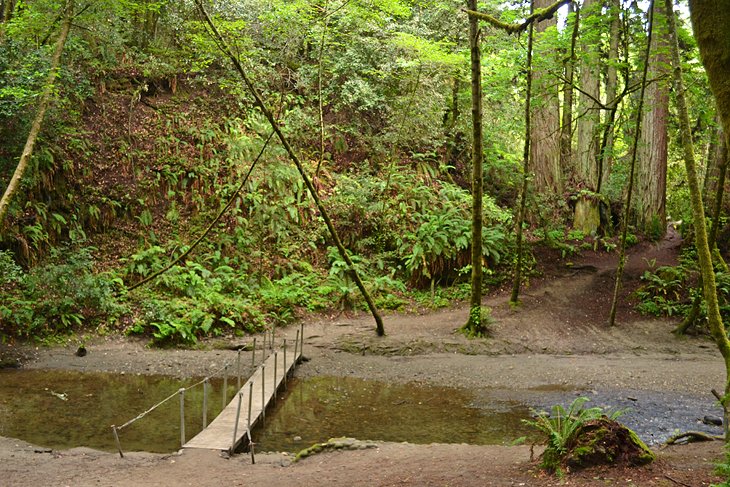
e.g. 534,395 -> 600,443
510,9 -> 535,306
0,0 -> 74,230
608,0 -> 655,327
462,0 -> 486,335
195,0 -> 385,336
675,125 -> 729,335
683,0 -> 730,436
635,0 -> 669,238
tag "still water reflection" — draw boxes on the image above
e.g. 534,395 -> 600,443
255,376 -> 535,452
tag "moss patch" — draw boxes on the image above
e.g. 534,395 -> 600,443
294,437 -> 378,462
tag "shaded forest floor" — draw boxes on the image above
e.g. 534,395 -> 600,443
1,227 -> 728,486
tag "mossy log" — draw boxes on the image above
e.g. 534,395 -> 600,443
665,431 -> 723,445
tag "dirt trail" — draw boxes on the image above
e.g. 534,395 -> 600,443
1,229 -> 727,485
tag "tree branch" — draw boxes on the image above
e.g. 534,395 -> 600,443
464,0 -> 571,35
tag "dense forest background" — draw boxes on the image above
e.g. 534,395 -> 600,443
0,0 -> 725,345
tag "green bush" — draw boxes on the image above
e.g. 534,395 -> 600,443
0,247 -> 127,341
635,265 -> 688,317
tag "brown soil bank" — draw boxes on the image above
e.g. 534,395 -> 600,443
0,231 -> 727,485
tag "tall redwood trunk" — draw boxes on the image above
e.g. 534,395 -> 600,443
575,0 -> 601,190
635,0 -> 669,237
530,0 -> 562,197
560,2 -> 578,177
600,0 -> 621,190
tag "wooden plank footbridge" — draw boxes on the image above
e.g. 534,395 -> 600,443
111,324 -> 304,456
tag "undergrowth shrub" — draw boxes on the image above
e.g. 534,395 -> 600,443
633,250 -> 730,325
635,264 -> 688,317
0,247 -> 127,341
326,170 -> 512,289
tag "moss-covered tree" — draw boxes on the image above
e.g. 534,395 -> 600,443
685,0 -> 730,432
462,0 -> 486,335
0,0 -> 74,229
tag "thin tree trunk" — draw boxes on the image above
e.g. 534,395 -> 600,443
0,0 -> 73,229
195,0 -> 385,336
511,13 -> 535,306
680,0 -> 730,433
462,0 -> 485,335
2,0 -> 14,22
703,123 -> 727,226
608,0 -> 655,327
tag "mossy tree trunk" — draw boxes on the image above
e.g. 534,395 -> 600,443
463,0 -> 486,335
1,0 -> 15,22
0,0 -> 74,230
688,0 -> 730,431
675,125 -> 728,335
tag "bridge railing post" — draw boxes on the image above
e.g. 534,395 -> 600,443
294,329 -> 299,364
283,339 -> 287,387
236,349 -> 242,390
299,322 -> 304,360
273,351 -> 278,401
203,378 -> 209,428
261,364 -> 266,424
247,381 -> 253,432
111,425 -> 124,458
251,337 -> 257,368
231,390 -> 243,453
179,388 -> 186,448
222,365 -> 228,410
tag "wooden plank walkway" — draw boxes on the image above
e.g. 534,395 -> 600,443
183,344 -> 301,452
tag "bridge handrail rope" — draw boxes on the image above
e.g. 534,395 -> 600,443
111,323 -> 302,458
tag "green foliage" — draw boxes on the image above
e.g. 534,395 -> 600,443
0,247 -> 128,341
714,445 -> 730,487
523,397 -> 624,475
635,264 -> 687,317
